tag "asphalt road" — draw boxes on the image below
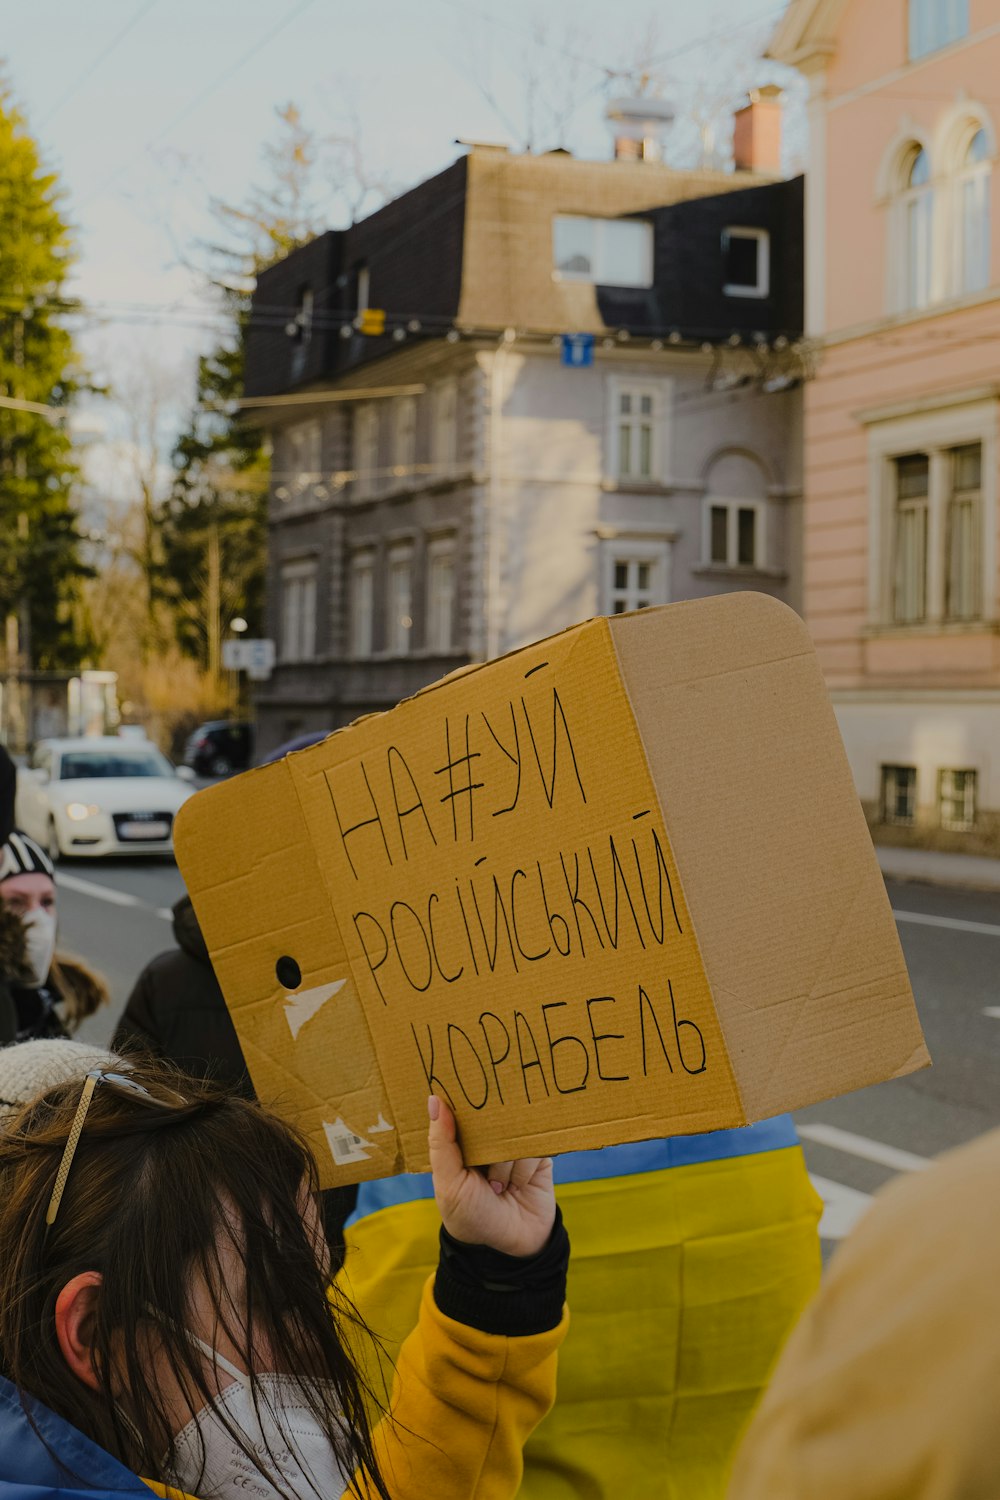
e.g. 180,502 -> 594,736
60,853 -> 1000,1249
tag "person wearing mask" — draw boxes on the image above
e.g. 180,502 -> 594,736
0,832 -> 107,1046
0,1053 -> 568,1500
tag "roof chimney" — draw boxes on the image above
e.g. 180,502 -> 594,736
606,96 -> 676,163
733,85 -> 783,174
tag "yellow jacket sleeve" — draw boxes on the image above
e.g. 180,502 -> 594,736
363,1275 -> 567,1500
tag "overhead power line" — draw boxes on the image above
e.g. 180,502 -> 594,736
39,0 -> 160,129
75,0 -> 319,211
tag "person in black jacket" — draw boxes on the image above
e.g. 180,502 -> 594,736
115,896 -> 358,1252
114,894 -> 252,1095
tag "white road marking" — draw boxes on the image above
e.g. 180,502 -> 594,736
894,908 -> 1000,938
56,871 -> 172,920
810,1175 -> 872,1240
799,1123 -> 929,1174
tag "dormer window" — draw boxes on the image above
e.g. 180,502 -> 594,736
722,227 -> 770,298
552,216 -> 653,288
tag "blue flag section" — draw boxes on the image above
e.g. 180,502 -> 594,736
560,332 -> 595,367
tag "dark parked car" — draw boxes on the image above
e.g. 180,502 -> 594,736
183,721 -> 254,777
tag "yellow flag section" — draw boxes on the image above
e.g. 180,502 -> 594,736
174,594 -> 929,1189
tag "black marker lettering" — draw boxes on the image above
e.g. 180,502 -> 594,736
514,1010 -> 550,1102
479,1011 -> 511,1105
327,761 -> 392,878
389,901 -> 433,993
669,979 -> 706,1075
482,704 -> 522,817
639,984 -> 674,1076
352,912 -> 389,1005
560,850 -> 605,957
510,868 -> 551,962
447,1024 -> 490,1110
386,746 -> 437,858
521,687 -> 586,809
537,860 -> 571,956
410,1022 -> 456,1109
541,1001 -> 590,1094
427,892 -> 463,983
586,996 -> 630,1082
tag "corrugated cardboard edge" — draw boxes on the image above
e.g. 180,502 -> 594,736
608,593 -> 930,1119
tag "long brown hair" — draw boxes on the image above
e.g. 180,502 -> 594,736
0,1065 -> 389,1499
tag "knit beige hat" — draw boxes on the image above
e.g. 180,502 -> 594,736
0,1037 -> 122,1123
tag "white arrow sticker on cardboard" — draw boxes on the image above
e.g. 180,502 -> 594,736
323,1118 -> 372,1166
283,979 -> 346,1041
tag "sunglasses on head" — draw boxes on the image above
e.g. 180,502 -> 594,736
45,1069 -> 188,1230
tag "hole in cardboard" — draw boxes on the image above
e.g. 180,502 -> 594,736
276,956 -> 302,990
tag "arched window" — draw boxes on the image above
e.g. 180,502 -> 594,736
901,146 -> 933,311
956,127 -> 991,294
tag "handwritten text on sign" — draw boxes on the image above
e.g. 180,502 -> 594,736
292,625 -> 741,1156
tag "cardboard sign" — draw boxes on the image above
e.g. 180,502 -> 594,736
174,595 -> 929,1187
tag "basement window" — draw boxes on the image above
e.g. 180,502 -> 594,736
881,764 -> 917,826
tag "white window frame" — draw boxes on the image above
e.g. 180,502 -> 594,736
722,227 -> 770,299
552,215 -> 654,290
909,0 -> 968,61
348,549 -> 375,659
953,128 -> 991,297
387,544 -> 414,656
431,378 -> 458,476
605,375 -> 671,485
279,558 -> 318,664
426,535 -> 457,653
881,764 -> 918,826
939,767 -> 977,831
702,497 -> 766,569
392,395 -> 417,483
866,398 -> 997,630
353,404 -> 379,497
599,535 -> 672,617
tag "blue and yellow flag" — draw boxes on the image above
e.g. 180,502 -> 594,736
339,1115 -> 822,1500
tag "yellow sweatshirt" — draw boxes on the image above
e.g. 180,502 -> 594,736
728,1124 -> 1000,1500
145,1273 -> 566,1500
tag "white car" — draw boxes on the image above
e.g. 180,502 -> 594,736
15,737 -> 196,860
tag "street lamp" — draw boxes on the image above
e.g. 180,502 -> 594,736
230,617 -> 248,635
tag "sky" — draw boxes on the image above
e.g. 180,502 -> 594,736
0,0 -> 805,484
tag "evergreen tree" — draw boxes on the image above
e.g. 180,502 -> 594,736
0,80 -> 90,670
161,105 -> 327,678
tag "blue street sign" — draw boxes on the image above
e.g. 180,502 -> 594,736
561,332 -> 595,368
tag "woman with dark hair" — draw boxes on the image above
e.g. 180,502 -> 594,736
0,1059 -> 568,1499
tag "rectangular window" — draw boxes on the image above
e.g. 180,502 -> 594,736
349,552 -> 374,658
280,560 -> 318,663
722,227 -> 770,298
427,538 -> 456,652
946,442 -> 981,621
881,764 -> 917,826
617,387 -> 656,480
553,215 -> 654,289
939,768 -> 977,830
611,555 -> 665,612
353,405 -> 379,494
432,380 -> 458,475
909,0 -> 968,60
707,502 -> 761,567
393,396 -> 417,481
387,547 -> 413,655
892,454 -> 929,624
283,419 -> 322,496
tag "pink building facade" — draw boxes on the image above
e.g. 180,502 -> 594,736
773,0 -> 1000,851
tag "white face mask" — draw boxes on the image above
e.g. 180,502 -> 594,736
21,908 -> 56,987
166,1341 -> 351,1500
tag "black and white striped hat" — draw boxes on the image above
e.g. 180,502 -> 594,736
0,831 -> 55,884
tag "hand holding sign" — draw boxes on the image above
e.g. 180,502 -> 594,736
427,1094 -> 555,1257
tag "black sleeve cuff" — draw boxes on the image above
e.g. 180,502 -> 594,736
433,1206 -> 569,1337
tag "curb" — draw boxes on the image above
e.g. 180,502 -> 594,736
877,845 -> 1000,893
